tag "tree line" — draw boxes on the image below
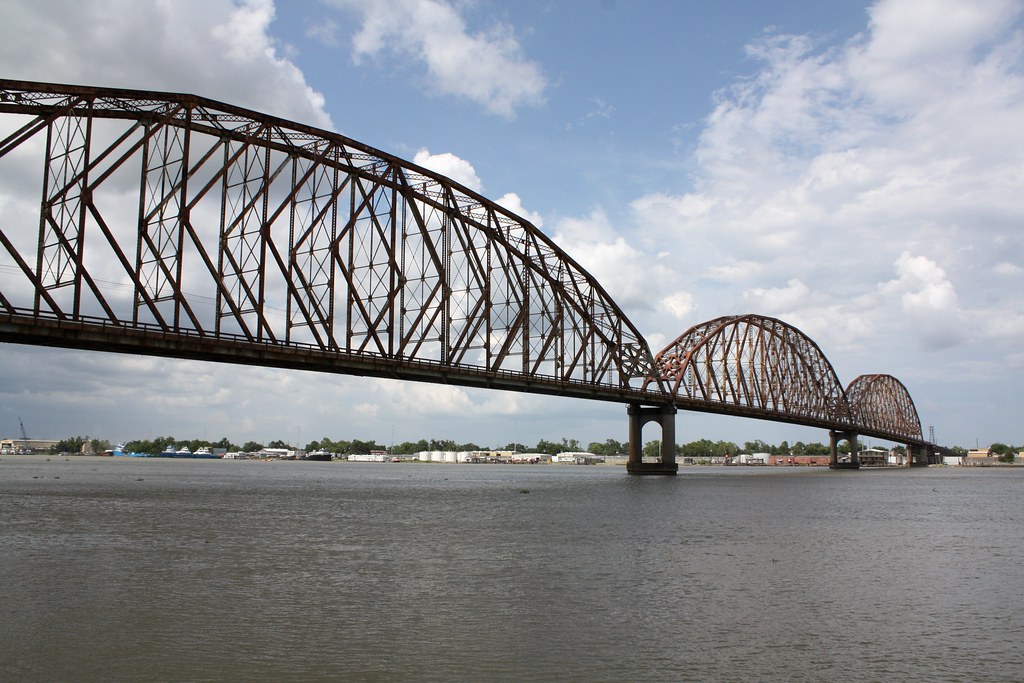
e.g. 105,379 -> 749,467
43,434 -> 927,458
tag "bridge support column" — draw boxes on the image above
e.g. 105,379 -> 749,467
626,404 -> 678,475
829,430 -> 860,470
906,443 -> 929,467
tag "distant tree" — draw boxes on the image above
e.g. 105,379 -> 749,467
186,439 -> 211,452
349,439 -> 382,454
998,451 -> 1016,463
679,439 -> 709,458
676,439 -> 736,458
322,438 -> 348,453
122,439 -> 147,454
534,439 -> 562,456
715,441 -> 739,457
212,437 -> 236,451
241,441 -> 264,453
643,440 -> 661,459
560,437 -> 582,452
267,439 -> 294,450
50,436 -> 87,454
604,438 -> 626,455
123,436 -> 175,455
90,438 -> 111,454
587,439 -> 625,456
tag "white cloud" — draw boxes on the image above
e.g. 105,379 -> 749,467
631,192 -> 718,224
879,252 -> 959,314
495,192 -> 544,228
663,292 -> 695,321
0,0 -> 332,129
305,17 -> 340,47
551,209 -> 677,317
625,0 -> 1024,365
353,403 -> 380,419
979,311 -> 1024,341
555,207 -> 619,244
876,252 -> 967,350
413,148 -> 483,191
371,379 -> 474,416
333,0 -> 547,118
707,260 -> 762,284
565,97 -> 616,130
364,376 -> 524,419
744,279 -> 815,312
851,0 -> 1023,108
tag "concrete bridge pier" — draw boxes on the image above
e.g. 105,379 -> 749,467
829,430 -> 860,469
626,404 -> 678,475
906,443 -> 930,467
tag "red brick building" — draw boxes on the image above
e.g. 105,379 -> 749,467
768,455 -> 831,466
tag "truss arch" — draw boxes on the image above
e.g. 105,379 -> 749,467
846,374 -> 923,441
647,314 -> 851,425
0,79 -> 657,397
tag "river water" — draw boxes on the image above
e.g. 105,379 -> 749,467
1,456 -> 1021,682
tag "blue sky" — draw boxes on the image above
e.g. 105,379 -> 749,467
1,0 -> 1022,451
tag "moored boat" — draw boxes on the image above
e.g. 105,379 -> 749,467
302,449 -> 333,461
136,444 -> 222,459
113,444 -> 150,457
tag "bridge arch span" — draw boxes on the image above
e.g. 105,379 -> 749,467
0,79 -> 657,400
845,374 -> 923,442
645,314 -> 851,427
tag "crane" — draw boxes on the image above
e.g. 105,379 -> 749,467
18,417 -> 28,440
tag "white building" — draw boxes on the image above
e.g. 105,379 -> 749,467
553,451 -> 597,464
348,453 -> 386,462
257,447 -> 296,459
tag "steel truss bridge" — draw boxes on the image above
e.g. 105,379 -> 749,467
0,80 -> 941,473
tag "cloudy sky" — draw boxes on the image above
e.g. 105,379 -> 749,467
1,0 -> 1021,451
